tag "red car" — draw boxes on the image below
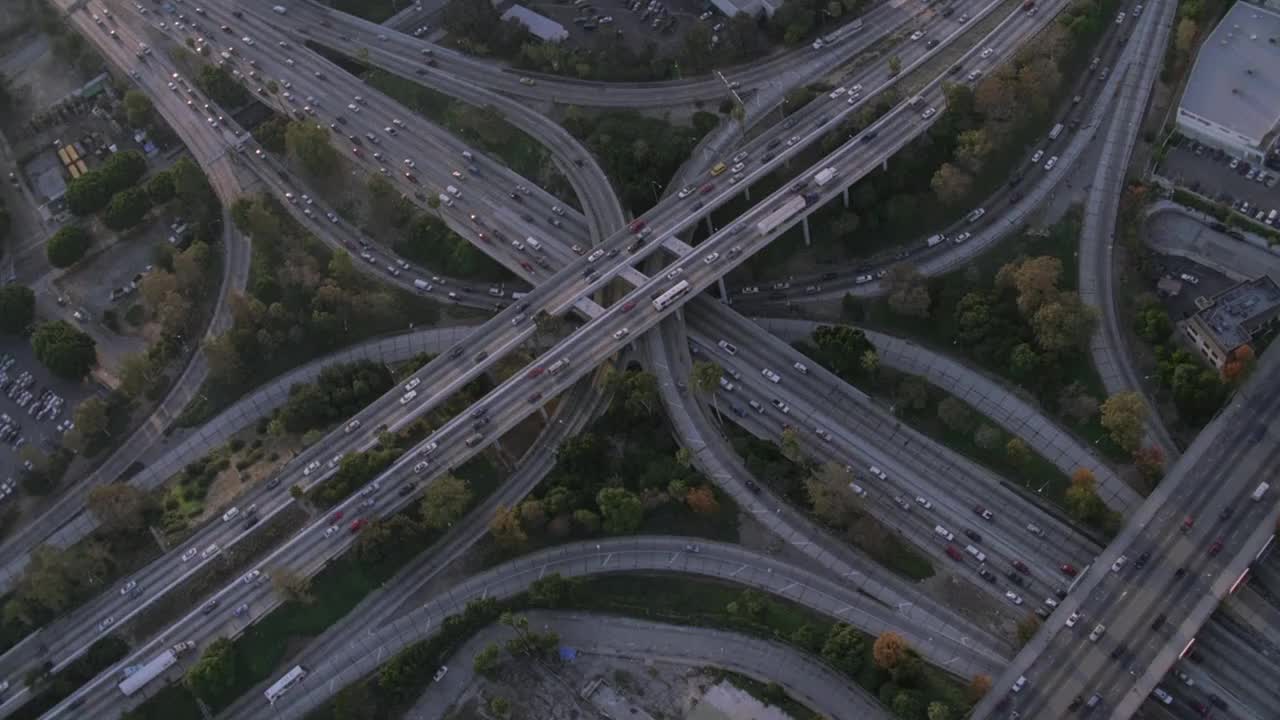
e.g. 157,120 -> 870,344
1182,515 -> 1195,533
945,545 -> 963,561
1012,560 -> 1030,575
700,183 -> 714,195
520,261 -> 533,272
329,510 -> 344,523
526,367 -> 544,378
1060,563 -> 1078,577
351,146 -> 361,156
527,392 -> 543,404
622,301 -> 636,312
628,220 -> 646,233
1208,538 -> 1223,556
349,518 -> 367,533
403,171 -> 418,183
477,232 -> 489,242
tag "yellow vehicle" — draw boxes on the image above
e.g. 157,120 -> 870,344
710,162 -> 727,176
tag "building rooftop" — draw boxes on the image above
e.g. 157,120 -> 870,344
501,4 -> 568,43
1195,275 -> 1280,348
1181,1 -> 1280,143
708,0 -> 784,16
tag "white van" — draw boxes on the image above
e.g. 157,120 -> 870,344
525,236 -> 543,252
933,525 -> 954,541
446,185 -> 461,197
438,192 -> 454,207
965,544 -> 986,562
792,361 -> 809,375
548,357 -> 570,375
461,150 -> 474,161
1253,482 -> 1270,501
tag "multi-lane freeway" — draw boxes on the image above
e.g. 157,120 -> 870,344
2,0 -> 1247,717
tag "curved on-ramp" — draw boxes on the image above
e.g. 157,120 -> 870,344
238,537 -> 1009,720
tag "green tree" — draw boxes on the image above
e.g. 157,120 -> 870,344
0,286 -> 35,335
122,89 -> 153,127
886,264 -> 931,318
146,170 -> 175,205
974,423 -> 1003,450
420,474 -> 472,530
473,643 -> 501,677
821,623 -> 866,675
596,487 -> 643,534
779,426 -> 803,464
1032,295 -> 1095,351
72,396 -> 109,441
285,121 -> 340,177
1016,614 -> 1041,645
930,162 -> 972,205
270,566 -> 314,604
103,187 -> 152,231
529,574 -> 578,608
889,55 -> 902,75
489,505 -> 528,548
1005,437 -> 1032,468
811,325 -> 875,379
1065,468 -> 1106,524
31,321 -> 97,379
927,701 -> 953,720
488,696 -> 512,718
936,397 -> 973,432
806,463 -> 859,528
1100,392 -> 1146,451
46,225 -> 92,268
185,637 -> 237,700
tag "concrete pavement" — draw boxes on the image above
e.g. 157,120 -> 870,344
405,610 -> 892,720
1076,0 -> 1179,460
755,316 -> 1139,513
1145,201 -> 1280,284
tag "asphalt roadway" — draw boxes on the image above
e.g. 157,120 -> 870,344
404,610 -> 892,720
975,342 -> 1280,718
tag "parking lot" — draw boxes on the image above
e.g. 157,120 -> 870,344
1162,141 -> 1280,226
0,340 -> 91,499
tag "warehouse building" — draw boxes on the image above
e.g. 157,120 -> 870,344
1175,1 -> 1280,164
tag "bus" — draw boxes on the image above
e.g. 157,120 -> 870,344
264,665 -> 308,705
652,280 -> 690,311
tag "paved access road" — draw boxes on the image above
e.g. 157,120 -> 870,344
1145,201 -> 1280,284
404,610 -> 892,720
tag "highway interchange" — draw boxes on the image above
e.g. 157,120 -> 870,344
0,0 -> 1274,718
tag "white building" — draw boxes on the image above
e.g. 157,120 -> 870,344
500,4 -> 568,43
708,0 -> 784,17
1175,1 -> 1280,164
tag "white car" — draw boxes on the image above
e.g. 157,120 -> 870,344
1115,11 -> 1126,23
921,107 -> 937,120
1152,688 -> 1173,705
328,453 -> 344,468
1031,149 -> 1044,163
323,525 -> 339,538
414,461 -> 429,473
98,617 -> 115,631
770,398 -> 791,414
828,87 -> 846,99
1044,155 -> 1059,171
1011,676 -> 1027,693
221,507 -> 239,522
1004,591 -> 1024,606
678,185 -> 695,198
242,570 -> 262,585
703,252 -> 720,264
120,580 -> 137,595
868,466 -> 888,480
980,47 -> 994,58
1111,555 -> 1127,572
761,368 -> 781,383
717,340 -> 738,355
303,460 -> 321,476
910,30 -> 925,40
181,547 -> 199,562
952,231 -> 971,244
612,328 -> 630,340
1065,611 -> 1081,627
405,377 -> 422,392
967,208 -> 986,223
914,495 -> 933,510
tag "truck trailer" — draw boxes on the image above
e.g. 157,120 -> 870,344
117,641 -> 196,696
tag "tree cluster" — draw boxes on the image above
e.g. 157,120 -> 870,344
0,285 -> 32,336
768,0 -> 872,46
1152,346 -> 1227,426
30,320 -> 96,380
950,255 -> 1095,409
64,149 -> 146,216
206,195 -> 426,395
562,108 -> 709,214
195,65 -> 250,108
45,224 -> 92,268
272,361 -> 393,436
488,369 -> 719,552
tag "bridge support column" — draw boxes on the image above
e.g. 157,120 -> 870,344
705,215 -> 715,236
744,186 -> 751,203
882,158 -> 889,172
718,276 -> 729,304
842,186 -> 849,209
538,406 -> 549,423
802,216 -> 812,246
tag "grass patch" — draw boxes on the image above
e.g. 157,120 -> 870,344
706,669 -> 824,720
725,425 -> 934,581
